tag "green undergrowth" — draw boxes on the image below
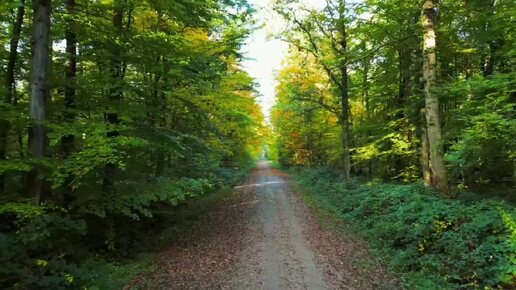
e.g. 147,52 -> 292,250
291,167 -> 516,289
0,165 -> 251,290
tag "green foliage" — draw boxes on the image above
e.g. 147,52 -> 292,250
271,58 -> 337,167
0,205 -> 89,289
0,168 -> 249,289
272,0 -> 516,186
0,0 -> 263,288
294,168 -> 516,289
442,73 -> 516,185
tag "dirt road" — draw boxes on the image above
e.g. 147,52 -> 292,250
131,161 -> 398,289
230,160 -> 327,289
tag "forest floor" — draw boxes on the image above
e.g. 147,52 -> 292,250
128,161 -> 399,289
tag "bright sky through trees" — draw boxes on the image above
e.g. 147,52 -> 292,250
241,0 -> 326,121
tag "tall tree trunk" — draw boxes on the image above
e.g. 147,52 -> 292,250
394,48 -> 412,175
361,48 -> 373,177
103,0 -> 124,191
5,0 -> 25,105
339,0 -> 351,180
61,0 -> 77,155
0,0 -> 25,193
59,0 -> 77,202
362,57 -> 370,120
421,110 -> 432,186
28,0 -> 52,203
481,0 -> 496,77
151,58 -> 165,176
422,0 -> 449,194
397,49 -> 412,117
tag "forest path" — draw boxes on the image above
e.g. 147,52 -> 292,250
129,161 -> 398,289
229,160 -> 328,289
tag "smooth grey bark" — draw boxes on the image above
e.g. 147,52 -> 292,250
28,0 -> 52,203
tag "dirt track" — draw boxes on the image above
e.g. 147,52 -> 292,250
130,161 -> 398,289
229,160 -> 327,289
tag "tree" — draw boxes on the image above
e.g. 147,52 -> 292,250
28,0 -> 52,203
271,53 -> 336,167
275,0 -> 353,178
0,0 -> 264,287
422,0 -> 449,194
337,0 -> 351,180
103,0 -> 126,191
61,0 -> 77,155
0,0 -> 25,193
271,0 -> 514,188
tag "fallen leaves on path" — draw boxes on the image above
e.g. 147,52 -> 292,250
126,187 -> 256,289
127,165 -> 399,289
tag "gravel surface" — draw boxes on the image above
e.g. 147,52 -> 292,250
128,161 -> 399,289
